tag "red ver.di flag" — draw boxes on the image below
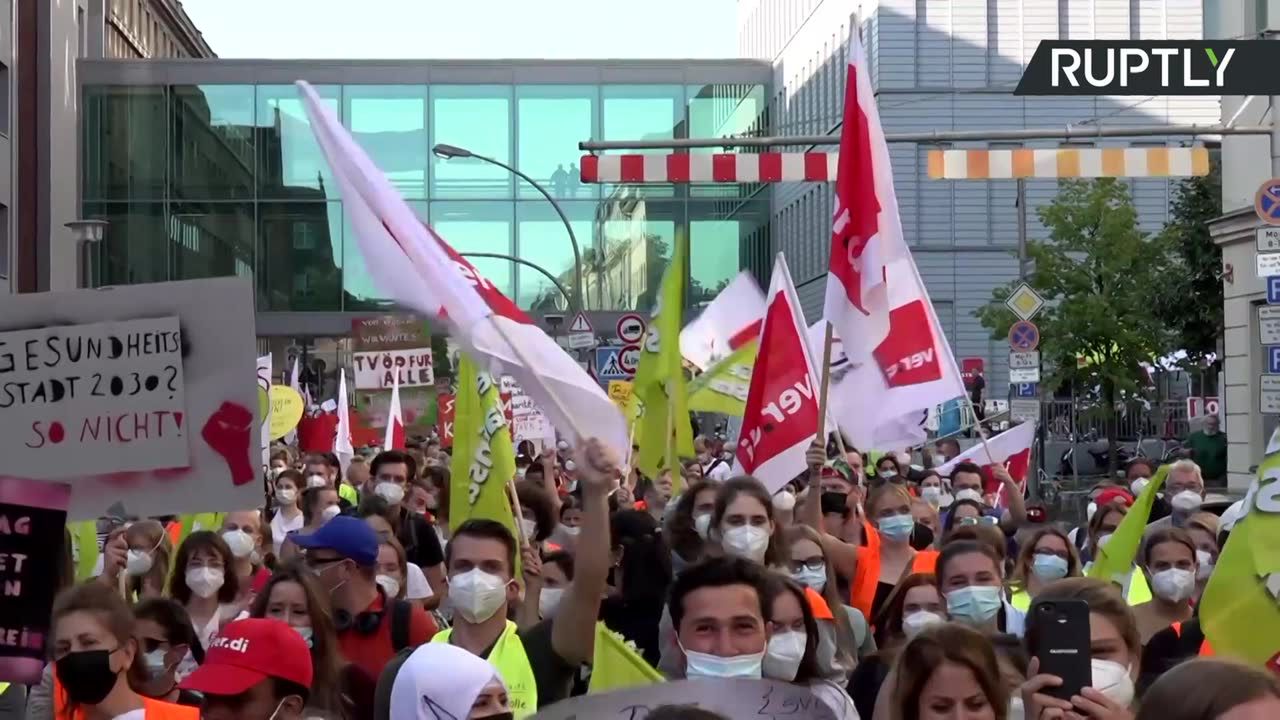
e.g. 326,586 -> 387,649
0,478 -> 71,683
821,21 -> 965,450
298,81 -> 627,459
734,254 -> 824,493
935,421 -> 1036,507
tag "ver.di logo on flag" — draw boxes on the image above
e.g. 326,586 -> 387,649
1014,41 -> 1280,95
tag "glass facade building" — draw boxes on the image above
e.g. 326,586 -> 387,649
79,61 -> 773,332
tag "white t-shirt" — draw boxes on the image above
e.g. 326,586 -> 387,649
111,710 -> 147,720
405,563 -> 433,600
270,510 -> 305,555
702,458 -> 733,481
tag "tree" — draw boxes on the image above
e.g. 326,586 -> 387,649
1153,160 -> 1223,388
976,178 -> 1176,473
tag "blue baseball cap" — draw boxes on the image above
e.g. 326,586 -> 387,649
289,515 -> 378,567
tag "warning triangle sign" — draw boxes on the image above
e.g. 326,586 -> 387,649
598,352 -> 624,376
568,312 -> 593,334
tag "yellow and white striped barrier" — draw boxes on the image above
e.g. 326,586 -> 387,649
927,146 -> 1210,180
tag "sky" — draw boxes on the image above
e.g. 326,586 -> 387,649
181,0 -> 740,59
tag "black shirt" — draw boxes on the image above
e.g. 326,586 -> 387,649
396,506 -> 444,569
847,652 -> 892,720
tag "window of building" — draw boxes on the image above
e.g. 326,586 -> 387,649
0,62 -> 9,136
516,85 -> 598,201
0,203 -> 8,281
431,85 -> 513,199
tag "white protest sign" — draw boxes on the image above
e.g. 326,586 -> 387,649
0,278 -> 259,520
352,347 -> 434,390
257,354 -> 272,466
529,678 -> 837,720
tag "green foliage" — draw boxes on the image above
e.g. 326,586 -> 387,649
1152,161 -> 1223,368
975,178 -> 1174,401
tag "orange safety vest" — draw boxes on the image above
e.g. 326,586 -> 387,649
849,523 -> 938,621
1170,621 -> 1214,657
804,586 -> 835,621
53,674 -> 199,720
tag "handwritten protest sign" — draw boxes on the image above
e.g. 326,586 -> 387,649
0,316 -> 188,477
0,278 -> 259,520
352,315 -> 435,430
529,678 -> 837,720
257,354 -> 272,465
0,478 -> 70,684
269,385 -> 305,440
352,348 -> 434,389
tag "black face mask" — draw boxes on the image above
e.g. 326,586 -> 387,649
475,713 -> 514,720
55,649 -> 122,705
909,522 -> 936,551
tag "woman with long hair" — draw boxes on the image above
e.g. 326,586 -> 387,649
761,575 -> 859,719
169,531 -> 242,652
711,477 -> 787,567
848,573 -> 944,719
781,525 -> 870,667
249,562 -> 347,718
665,480 -> 718,573
122,520 -> 173,601
890,623 -> 1007,720
50,582 -> 197,719
1008,527 -> 1082,611
269,469 -> 306,556
131,598 -> 204,707
1137,659 -> 1280,720
936,540 -> 1024,636
603,510 -> 673,666
1132,527 -> 1199,644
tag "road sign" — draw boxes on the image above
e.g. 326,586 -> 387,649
566,333 -> 595,349
1257,253 -> 1280,278
594,347 -> 629,381
618,344 -> 641,374
1261,375 -> 1280,413
1269,346 -> 1280,374
1269,276 -> 1280,305
1004,283 -> 1045,321
1186,396 -> 1221,419
1009,320 -> 1040,351
567,312 -> 593,334
1009,367 -> 1041,383
616,314 -> 646,343
1010,399 -> 1041,423
1256,178 -> 1280,226
1009,351 -> 1040,369
1012,382 -> 1038,398
1259,227 -> 1280,252
1261,307 -> 1280,344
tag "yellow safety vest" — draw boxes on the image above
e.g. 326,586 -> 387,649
70,521 -> 100,581
1079,563 -> 1152,605
433,620 -> 537,718
338,483 -> 358,507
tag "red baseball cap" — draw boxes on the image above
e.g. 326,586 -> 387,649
1095,487 -> 1134,508
180,618 -> 313,695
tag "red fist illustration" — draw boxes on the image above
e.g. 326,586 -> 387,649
202,402 -> 254,486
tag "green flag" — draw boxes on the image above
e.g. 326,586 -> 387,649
1087,465 -> 1167,585
687,342 -> 756,416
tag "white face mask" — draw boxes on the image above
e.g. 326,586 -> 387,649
185,567 -> 225,599
681,643 -> 765,680
921,485 -> 942,506
879,469 -> 897,479
792,566 -> 827,594
1096,532 -> 1114,550
1150,567 -> 1197,602
519,517 -> 538,541
375,482 -> 406,505
762,631 -> 807,682
1129,477 -> 1149,496
955,488 -> 983,504
306,474 -> 328,489
771,491 -> 796,512
538,587 -> 565,618
902,610 -> 945,637
126,549 -> 154,577
1195,550 -> 1215,581
562,526 -> 581,537
142,649 -> 170,680
693,513 -> 712,540
376,574 -> 401,598
1007,697 -> 1026,720
222,529 -> 255,559
276,487 -> 298,505
448,568 -> 509,623
321,505 -> 341,522
721,524 -> 770,563
1171,490 -> 1203,513
1087,501 -> 1098,521
293,625 -> 314,648
1090,658 -> 1135,708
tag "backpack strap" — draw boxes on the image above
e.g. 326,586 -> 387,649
390,599 -> 413,652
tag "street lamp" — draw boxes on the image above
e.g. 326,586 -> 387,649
432,142 -> 583,313
66,218 -> 109,289
460,252 -> 573,311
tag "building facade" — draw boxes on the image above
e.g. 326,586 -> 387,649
1207,0 -> 1276,492
7,0 -> 211,296
737,0 -> 1218,396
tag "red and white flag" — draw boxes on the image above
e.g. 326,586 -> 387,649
297,82 -> 627,459
935,422 -> 1036,507
383,372 -> 406,451
822,22 -> 965,450
334,369 -> 354,473
733,254 -> 824,493
680,271 -> 765,371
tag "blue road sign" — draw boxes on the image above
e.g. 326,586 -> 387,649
1268,276 -> 1280,305
1013,382 -> 1038,398
1258,179 -> 1280,226
1009,320 -> 1040,351
594,346 -> 628,382
1269,346 -> 1280,374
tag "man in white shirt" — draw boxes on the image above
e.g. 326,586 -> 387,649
696,435 -> 733,481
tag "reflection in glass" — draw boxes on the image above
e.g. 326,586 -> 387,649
589,190 -> 677,313
515,201 -> 594,311
431,201 -> 514,298
257,202 -> 343,311
686,84 -> 766,143
169,202 -> 255,280
256,84 -> 341,200
344,85 -> 427,199
431,86 -> 512,199
343,200 -> 429,311
602,85 -> 683,199
83,86 -> 169,201
516,85 -> 598,201
170,85 -> 256,199
689,219 -> 744,309
83,202 -> 169,285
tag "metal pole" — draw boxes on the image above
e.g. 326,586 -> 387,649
579,124 -> 1272,151
467,154 -> 583,313
1272,96 -> 1280,178
1016,180 -> 1028,278
460,252 -> 575,310
78,241 -> 92,289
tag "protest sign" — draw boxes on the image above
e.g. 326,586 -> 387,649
352,316 -> 435,430
268,385 -> 305,440
500,375 -> 554,449
352,348 -> 434,389
0,478 -> 71,684
529,678 -> 837,720
257,354 -> 271,465
0,278 -> 259,520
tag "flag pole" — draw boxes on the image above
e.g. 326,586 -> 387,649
959,392 -> 998,466
815,322 -> 835,441
665,379 -> 680,492
505,478 -> 530,549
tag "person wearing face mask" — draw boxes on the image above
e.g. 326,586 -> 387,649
117,521 -> 172,602
1131,528 -> 1199,644
1183,512 -> 1220,594
269,470 -> 306,557
1142,460 -> 1206,544
873,455 -> 903,484
1008,528 -> 1083,611
385,643 -> 514,720
293,515 -> 437,696
131,599 -> 203,708
1021,578 -> 1142,720
665,480 -> 718,575
761,576 -> 860,719
49,582 -> 199,720
514,480 -> 560,553
667,556 -> 773,682
169,532 -> 242,653
249,564 -> 347,718
847,573 -> 943,719
782,525 -> 873,663
359,499 -> 438,609
695,435 -> 733,482
305,452 -> 356,509
1184,414 -> 1227,486
368,450 -> 448,602
917,472 -> 952,511
708,477 -> 783,567
220,511 -> 271,605
946,462 -> 1028,535
607,510 -> 675,668
1124,459 -> 1167,523
178,618 -> 312,720
1079,496 -> 1153,606
885,624 -> 1007,720
517,551 -> 574,627
937,540 -> 1025,636
546,496 -> 583,552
